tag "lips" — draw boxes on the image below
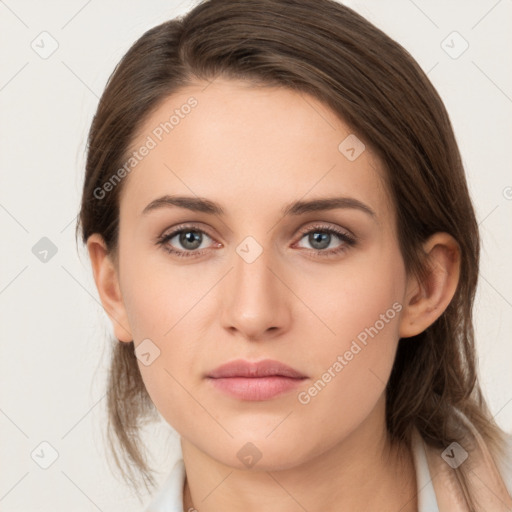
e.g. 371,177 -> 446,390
206,359 -> 307,401
207,359 -> 306,379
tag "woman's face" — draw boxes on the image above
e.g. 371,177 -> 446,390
112,79 -> 409,470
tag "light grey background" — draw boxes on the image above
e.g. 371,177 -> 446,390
1,0 -> 511,510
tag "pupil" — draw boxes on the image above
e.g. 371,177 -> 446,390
180,231 -> 201,250
310,232 -> 330,250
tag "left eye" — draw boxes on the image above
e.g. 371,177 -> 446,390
158,229 -> 213,254
296,228 -> 349,251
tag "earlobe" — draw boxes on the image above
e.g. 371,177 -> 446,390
86,233 -> 133,343
399,233 -> 461,338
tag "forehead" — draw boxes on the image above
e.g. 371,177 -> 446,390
119,79 -> 390,221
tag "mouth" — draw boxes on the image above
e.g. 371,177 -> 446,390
206,359 -> 307,401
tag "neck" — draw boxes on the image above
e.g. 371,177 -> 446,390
181,396 -> 417,512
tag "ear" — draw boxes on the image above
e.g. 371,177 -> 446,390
399,233 -> 461,338
86,233 -> 133,342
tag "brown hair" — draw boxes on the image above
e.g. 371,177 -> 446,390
76,0 -> 508,505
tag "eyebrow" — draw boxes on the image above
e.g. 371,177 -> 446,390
141,195 -> 376,218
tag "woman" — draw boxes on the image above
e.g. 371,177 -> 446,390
76,0 -> 512,510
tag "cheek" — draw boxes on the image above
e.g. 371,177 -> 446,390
291,245 -> 406,417
291,311 -> 399,459
120,244 -> 208,340
306,246 -> 406,347
118,250 -> 212,424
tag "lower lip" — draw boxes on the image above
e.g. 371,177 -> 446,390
207,376 -> 305,401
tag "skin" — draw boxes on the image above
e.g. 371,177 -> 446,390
87,79 -> 461,512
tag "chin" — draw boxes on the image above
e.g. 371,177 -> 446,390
210,436 -> 317,473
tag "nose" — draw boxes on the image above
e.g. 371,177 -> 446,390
220,244 -> 292,341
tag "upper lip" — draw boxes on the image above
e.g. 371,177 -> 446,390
207,359 -> 307,379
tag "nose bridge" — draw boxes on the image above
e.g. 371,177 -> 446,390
220,236 -> 289,339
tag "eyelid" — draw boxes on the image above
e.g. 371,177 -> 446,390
158,221 -> 353,243
295,222 -> 355,240
158,222 -> 217,241
156,221 -> 357,258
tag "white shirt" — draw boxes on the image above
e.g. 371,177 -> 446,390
145,431 -> 512,512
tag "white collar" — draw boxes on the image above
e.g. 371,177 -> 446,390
145,457 -> 185,512
145,433 -> 441,512
411,427 -> 440,511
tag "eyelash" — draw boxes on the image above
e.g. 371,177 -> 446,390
155,223 -> 357,259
